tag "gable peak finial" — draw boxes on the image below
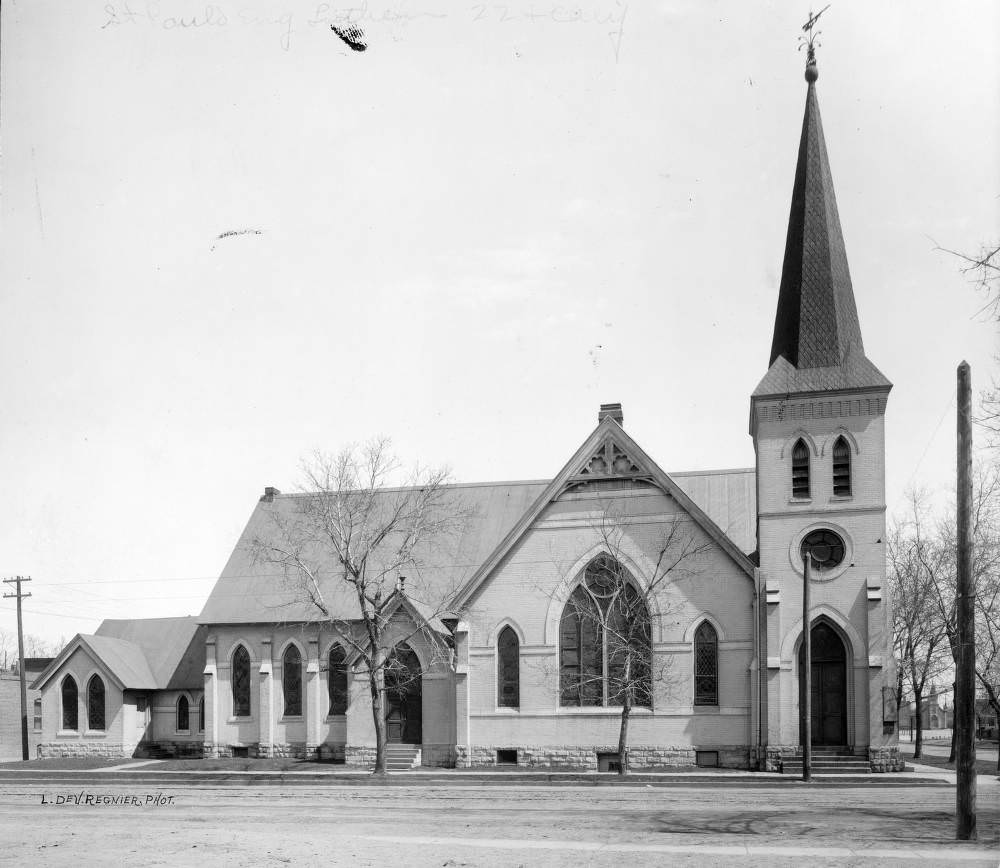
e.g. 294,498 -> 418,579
799,5 -> 829,82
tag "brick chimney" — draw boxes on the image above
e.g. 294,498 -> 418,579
598,403 -> 624,426
259,486 -> 281,503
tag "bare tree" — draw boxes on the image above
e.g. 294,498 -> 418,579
887,494 -> 950,759
556,505 -> 710,775
0,628 -> 15,671
23,635 -> 61,659
249,438 -> 467,775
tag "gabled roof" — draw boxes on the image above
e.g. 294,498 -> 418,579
759,57 -> 891,398
450,416 -> 756,609
198,480 -> 548,625
31,616 -> 205,692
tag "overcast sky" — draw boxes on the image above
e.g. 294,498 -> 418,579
1,1 -> 997,646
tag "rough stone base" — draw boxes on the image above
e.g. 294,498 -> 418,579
38,742 -> 131,759
759,745 -> 798,773
135,741 -> 203,759
419,744 -> 455,768
346,745 -> 377,768
868,745 -> 904,772
316,743 -> 346,763
456,745 -> 750,770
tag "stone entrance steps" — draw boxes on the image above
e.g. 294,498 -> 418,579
385,744 -> 421,771
780,746 -> 871,774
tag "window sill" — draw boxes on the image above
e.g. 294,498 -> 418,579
57,730 -> 79,737
829,495 -> 853,502
494,706 -> 520,713
176,729 -> 191,735
557,706 -> 653,715
326,713 -> 347,720
693,705 -> 720,713
84,730 -> 107,737
788,498 -> 812,505
280,715 -> 303,722
227,716 -> 253,724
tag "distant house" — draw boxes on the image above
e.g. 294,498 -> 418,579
0,657 -> 52,759
904,689 -> 954,733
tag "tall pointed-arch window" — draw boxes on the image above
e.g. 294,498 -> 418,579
87,674 -> 106,730
832,436 -> 851,496
177,695 -> 190,731
62,675 -> 78,730
198,695 -> 205,732
497,626 -> 520,708
694,621 -> 719,706
792,439 -> 810,498
559,555 -> 651,708
283,645 -> 302,717
328,645 -> 348,715
232,645 -> 251,717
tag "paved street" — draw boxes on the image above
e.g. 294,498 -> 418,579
0,778 -> 996,866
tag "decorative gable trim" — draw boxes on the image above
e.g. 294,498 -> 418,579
451,417 -> 755,609
30,636 -> 126,693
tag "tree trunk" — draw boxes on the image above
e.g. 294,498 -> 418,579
948,682 -> 957,764
913,686 -> 924,760
369,651 -> 387,775
617,700 -> 632,776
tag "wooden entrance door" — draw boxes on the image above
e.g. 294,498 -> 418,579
384,644 -> 422,744
799,622 -> 847,746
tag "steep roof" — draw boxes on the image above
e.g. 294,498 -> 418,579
32,616 -> 205,692
755,56 -> 891,399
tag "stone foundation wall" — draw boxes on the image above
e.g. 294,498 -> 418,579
316,743 -> 346,763
420,744 -> 455,768
456,745 -> 750,770
136,741 -> 203,759
868,745 -> 904,772
759,745 -> 798,773
38,742 -> 132,759
345,745 -> 377,768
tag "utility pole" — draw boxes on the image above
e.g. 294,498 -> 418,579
955,361 -> 977,840
802,548 -> 812,783
3,576 -> 33,761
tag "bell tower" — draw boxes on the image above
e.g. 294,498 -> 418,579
750,39 -> 899,770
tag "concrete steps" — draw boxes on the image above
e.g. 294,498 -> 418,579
780,747 -> 871,774
384,744 -> 421,771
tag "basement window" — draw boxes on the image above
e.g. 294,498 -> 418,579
232,746 -> 249,758
496,749 -> 517,765
597,752 -> 622,773
696,750 -> 719,768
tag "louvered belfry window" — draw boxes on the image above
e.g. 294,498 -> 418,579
792,439 -> 810,498
832,436 -> 851,496
694,621 -> 719,706
497,626 -> 520,708
283,645 -> 302,717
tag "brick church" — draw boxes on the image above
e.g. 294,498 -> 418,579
32,50 -> 902,773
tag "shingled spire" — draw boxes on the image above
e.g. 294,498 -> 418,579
753,49 -> 890,398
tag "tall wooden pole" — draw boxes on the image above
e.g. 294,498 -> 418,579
802,550 -> 812,782
955,361 -> 977,840
3,576 -> 32,761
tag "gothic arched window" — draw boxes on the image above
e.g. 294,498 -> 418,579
792,439 -> 810,498
832,436 -> 851,496
198,695 -> 205,732
497,626 -> 520,708
328,644 -> 348,715
177,695 -> 190,731
87,674 -> 106,731
559,555 -> 651,708
694,621 -> 719,706
283,645 -> 302,717
62,675 -> 78,730
232,645 -> 251,717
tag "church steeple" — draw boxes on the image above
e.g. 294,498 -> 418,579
754,48 -> 891,398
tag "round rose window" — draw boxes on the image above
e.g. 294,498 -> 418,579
801,529 -> 846,572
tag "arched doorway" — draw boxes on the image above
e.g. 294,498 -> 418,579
798,622 -> 847,746
384,644 -> 422,744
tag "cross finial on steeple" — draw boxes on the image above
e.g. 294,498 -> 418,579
799,5 -> 830,82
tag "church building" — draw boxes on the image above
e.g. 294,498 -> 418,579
31,49 -> 902,773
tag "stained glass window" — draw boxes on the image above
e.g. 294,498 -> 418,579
801,529 -> 846,572
497,626 -> 519,708
328,644 -> 348,715
792,439 -> 810,498
62,675 -> 78,730
283,645 -> 302,717
177,695 -> 189,731
87,674 -> 106,731
232,645 -> 251,717
832,437 -> 851,496
694,621 -> 718,706
198,695 -> 204,732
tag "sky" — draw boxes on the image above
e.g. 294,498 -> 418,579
1,0 -> 997,647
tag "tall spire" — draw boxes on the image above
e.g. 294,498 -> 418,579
754,42 -> 890,398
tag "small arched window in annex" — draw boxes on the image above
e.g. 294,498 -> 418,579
497,625 -> 520,709
328,644 -> 348,716
87,674 -> 106,731
792,439 -> 810,498
232,645 -> 251,717
61,675 -> 78,730
177,695 -> 190,732
283,644 -> 303,717
198,695 -> 205,732
832,436 -> 852,496
693,621 -> 719,706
